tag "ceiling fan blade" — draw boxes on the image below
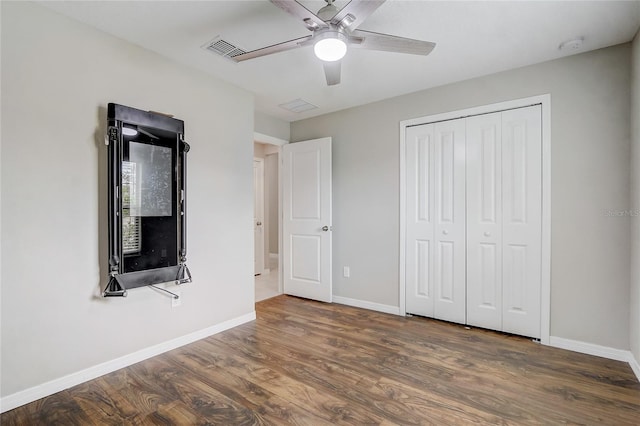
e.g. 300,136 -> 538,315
350,29 -> 435,56
270,0 -> 329,31
330,0 -> 385,30
232,35 -> 313,62
323,61 -> 341,86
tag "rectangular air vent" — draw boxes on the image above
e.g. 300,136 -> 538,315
203,37 -> 246,60
278,98 -> 318,113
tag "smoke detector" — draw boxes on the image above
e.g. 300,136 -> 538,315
558,37 -> 584,52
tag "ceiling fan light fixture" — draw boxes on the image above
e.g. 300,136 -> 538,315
314,31 -> 347,62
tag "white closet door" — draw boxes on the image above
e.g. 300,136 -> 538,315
405,104 -> 541,337
501,106 -> 542,338
405,124 -> 436,317
433,120 -> 466,324
466,112 -> 503,330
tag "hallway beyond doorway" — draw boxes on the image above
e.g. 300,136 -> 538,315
255,255 -> 279,302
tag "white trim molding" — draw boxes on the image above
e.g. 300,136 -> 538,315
0,312 -> 256,413
549,336 -> 631,362
550,336 -> 640,382
399,94 -> 552,345
254,132 -> 288,146
333,295 -> 401,316
629,355 -> 640,381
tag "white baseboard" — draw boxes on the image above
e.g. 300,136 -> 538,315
549,336 -> 640,382
332,295 -> 401,316
0,311 -> 256,413
629,354 -> 640,381
549,336 -> 630,361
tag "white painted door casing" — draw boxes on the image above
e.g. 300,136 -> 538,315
254,158 -> 265,275
282,138 -> 332,303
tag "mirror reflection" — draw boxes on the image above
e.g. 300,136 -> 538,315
121,126 -> 178,273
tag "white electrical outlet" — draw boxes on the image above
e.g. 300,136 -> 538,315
172,290 -> 181,307
343,266 -> 350,278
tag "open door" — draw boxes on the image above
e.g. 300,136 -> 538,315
282,138 -> 332,302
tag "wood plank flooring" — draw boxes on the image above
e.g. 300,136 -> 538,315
2,295 -> 639,425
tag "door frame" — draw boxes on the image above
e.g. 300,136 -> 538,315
253,157 -> 265,275
399,94 -> 552,345
254,132 -> 288,295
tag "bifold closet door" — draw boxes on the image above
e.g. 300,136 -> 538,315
466,106 -> 542,338
405,120 -> 466,323
405,123 -> 435,318
501,106 -> 542,338
466,112 -> 503,331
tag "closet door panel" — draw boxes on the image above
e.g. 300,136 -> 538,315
405,124 -> 436,317
501,105 -> 542,338
466,112 -> 503,330
433,119 -> 466,324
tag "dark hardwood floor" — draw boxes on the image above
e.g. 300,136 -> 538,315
3,295 -> 640,425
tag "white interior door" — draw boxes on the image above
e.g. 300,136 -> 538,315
466,106 -> 542,337
254,158 -> 265,275
501,106 -> 542,338
466,112 -> 503,330
405,123 -> 436,317
433,120 -> 467,324
282,138 -> 332,302
405,120 -> 466,323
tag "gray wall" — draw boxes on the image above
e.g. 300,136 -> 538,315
291,44 -> 632,350
631,31 -> 640,364
1,2 -> 255,398
255,111 -> 290,142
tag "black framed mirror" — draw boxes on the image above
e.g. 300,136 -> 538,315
104,103 -> 191,297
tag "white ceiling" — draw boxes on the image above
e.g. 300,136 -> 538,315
41,1 -> 640,122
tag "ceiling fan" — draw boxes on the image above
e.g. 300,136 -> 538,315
232,0 -> 436,86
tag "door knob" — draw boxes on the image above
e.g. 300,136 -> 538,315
484,231 -> 491,237
322,226 -> 329,232
442,230 -> 449,235
256,222 -> 262,226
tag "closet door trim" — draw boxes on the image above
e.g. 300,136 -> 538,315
399,94 -> 551,345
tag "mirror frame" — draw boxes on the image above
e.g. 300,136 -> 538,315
103,103 -> 191,297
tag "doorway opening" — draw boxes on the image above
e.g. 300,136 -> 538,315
254,137 -> 284,302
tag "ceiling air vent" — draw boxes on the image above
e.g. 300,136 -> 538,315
203,37 -> 246,60
278,99 -> 318,114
